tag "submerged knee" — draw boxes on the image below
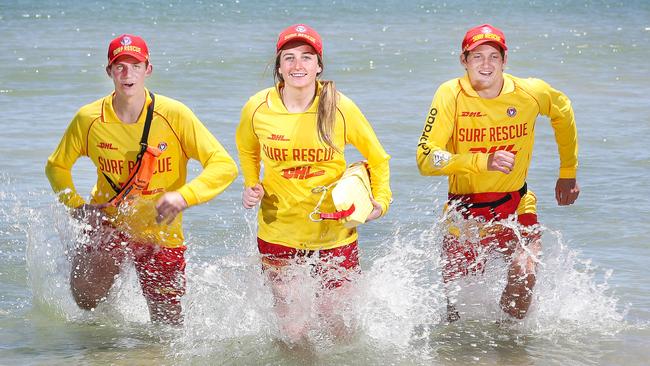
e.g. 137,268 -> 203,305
70,276 -> 110,310
71,290 -> 103,310
501,272 -> 537,319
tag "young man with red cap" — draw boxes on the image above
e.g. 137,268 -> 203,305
416,24 -> 580,321
46,34 -> 238,325
236,24 -> 392,342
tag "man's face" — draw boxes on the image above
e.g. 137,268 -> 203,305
107,55 -> 151,97
461,42 -> 506,93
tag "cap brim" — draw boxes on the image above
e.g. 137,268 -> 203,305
108,52 -> 148,65
277,37 -> 322,56
466,39 -> 507,52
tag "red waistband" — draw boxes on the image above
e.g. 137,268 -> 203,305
447,184 -> 527,221
448,183 -> 527,209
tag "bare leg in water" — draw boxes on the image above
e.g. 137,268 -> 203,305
446,297 -> 461,323
500,237 -> 541,319
70,245 -> 124,309
264,263 -> 313,344
69,209 -> 125,310
444,227 -> 541,322
316,275 -> 360,340
146,298 -> 183,325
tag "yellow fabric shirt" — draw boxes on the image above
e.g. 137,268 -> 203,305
236,85 -> 392,250
416,73 -> 578,195
46,89 -> 238,247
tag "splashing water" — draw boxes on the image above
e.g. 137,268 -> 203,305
0,172 -> 627,364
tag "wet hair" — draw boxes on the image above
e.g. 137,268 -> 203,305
273,52 -> 340,152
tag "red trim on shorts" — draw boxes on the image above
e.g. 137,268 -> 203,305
131,245 -> 187,304
256,238 -> 360,288
517,213 -> 538,226
81,221 -> 187,304
448,184 -> 527,221
442,213 -> 540,283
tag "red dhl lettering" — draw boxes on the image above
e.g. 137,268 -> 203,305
269,134 -> 289,141
460,111 -> 486,117
142,187 -> 164,195
469,144 -> 518,155
114,179 -> 163,196
282,166 -> 325,179
97,141 -> 118,150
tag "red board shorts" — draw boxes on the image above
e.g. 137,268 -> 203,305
257,238 -> 360,289
443,185 -> 541,282
80,222 -> 187,305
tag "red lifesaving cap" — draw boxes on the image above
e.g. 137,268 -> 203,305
107,34 -> 149,65
462,24 -> 507,52
276,24 -> 323,56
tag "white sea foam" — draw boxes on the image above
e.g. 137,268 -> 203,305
0,169 -> 625,364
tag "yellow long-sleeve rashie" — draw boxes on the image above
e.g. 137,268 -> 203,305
236,85 -> 392,251
46,89 -> 238,248
416,73 -> 578,196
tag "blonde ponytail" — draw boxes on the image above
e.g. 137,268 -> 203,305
317,79 -> 339,152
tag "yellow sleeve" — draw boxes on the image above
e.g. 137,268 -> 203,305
530,78 -> 579,178
235,97 -> 262,188
174,104 -> 238,207
341,95 -> 392,215
416,80 -> 489,177
45,111 -> 88,208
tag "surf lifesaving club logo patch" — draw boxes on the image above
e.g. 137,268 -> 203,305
112,35 -> 142,58
507,107 -> 517,117
121,36 -> 132,46
295,25 -> 306,32
158,142 -> 168,151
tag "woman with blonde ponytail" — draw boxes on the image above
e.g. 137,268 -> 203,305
236,24 -> 392,343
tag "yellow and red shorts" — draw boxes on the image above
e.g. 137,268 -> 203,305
257,238 -> 360,289
80,222 -> 187,304
443,187 -> 540,282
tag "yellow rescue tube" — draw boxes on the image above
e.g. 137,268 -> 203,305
331,161 -> 373,228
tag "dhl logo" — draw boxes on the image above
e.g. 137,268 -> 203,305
282,166 -> 325,179
469,144 -> 518,155
97,141 -> 118,150
268,134 -> 289,141
461,111 -> 486,117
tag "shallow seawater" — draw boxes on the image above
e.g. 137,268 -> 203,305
1,1 -> 650,365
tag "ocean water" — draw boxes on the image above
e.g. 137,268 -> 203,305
1,1 -> 649,365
